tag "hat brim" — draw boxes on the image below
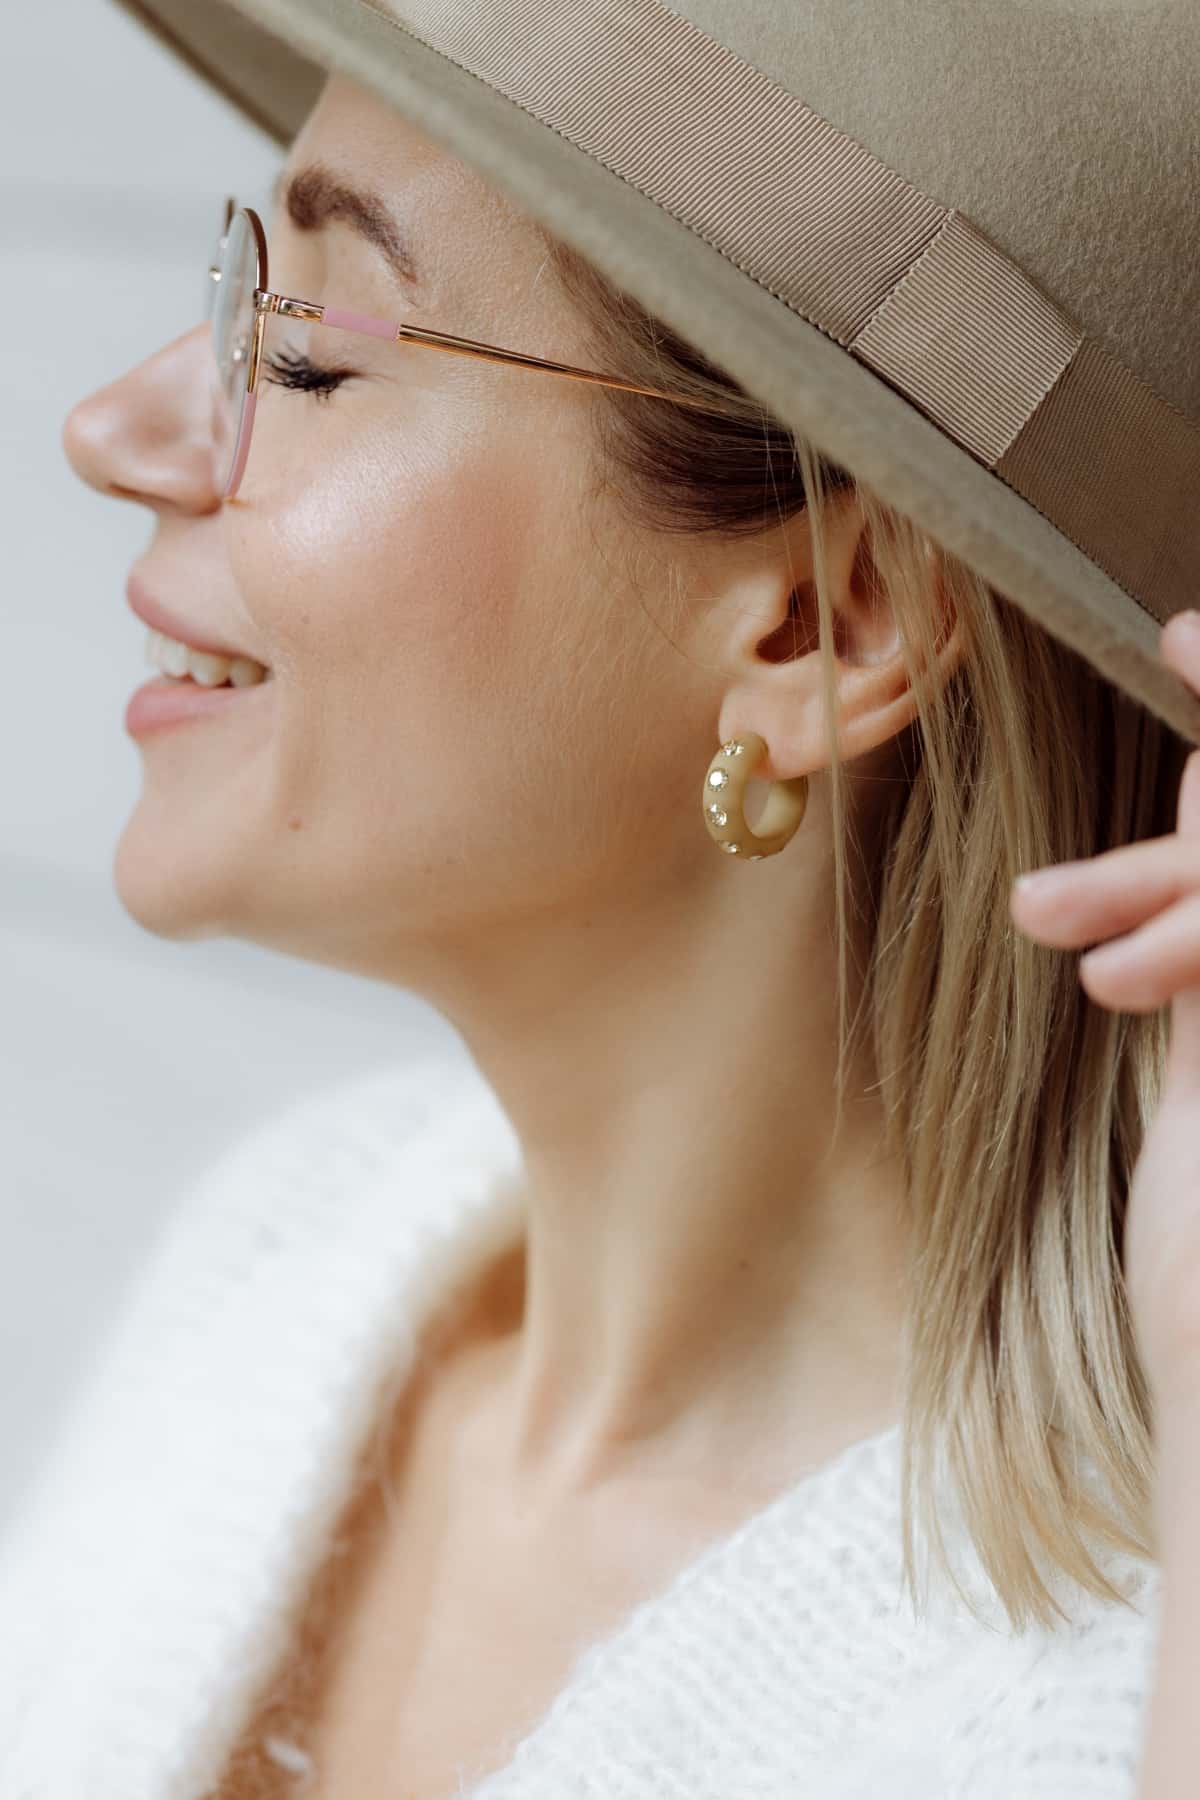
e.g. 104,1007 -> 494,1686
114,0 -> 1200,747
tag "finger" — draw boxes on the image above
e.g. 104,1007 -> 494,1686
1012,620 -> 1200,947
1160,611 -> 1200,697
1177,747 -> 1200,839
1080,889 -> 1200,1012
1011,834 -> 1200,948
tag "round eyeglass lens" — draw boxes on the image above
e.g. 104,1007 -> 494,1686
209,208 -> 258,497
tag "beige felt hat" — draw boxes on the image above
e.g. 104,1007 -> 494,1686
114,0 -> 1200,744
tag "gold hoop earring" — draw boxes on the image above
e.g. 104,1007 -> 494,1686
701,730 -> 809,860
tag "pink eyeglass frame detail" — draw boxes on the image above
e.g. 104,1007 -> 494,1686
212,195 -> 742,500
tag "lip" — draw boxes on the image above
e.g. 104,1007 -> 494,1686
124,672 -> 273,740
126,572 -> 268,665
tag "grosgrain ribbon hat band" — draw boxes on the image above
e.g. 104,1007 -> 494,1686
377,0 -> 1198,636
113,0 -> 1200,744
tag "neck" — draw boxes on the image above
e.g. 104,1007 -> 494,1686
410,865 -> 909,1510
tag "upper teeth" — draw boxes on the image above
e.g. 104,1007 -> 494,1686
145,628 -> 270,688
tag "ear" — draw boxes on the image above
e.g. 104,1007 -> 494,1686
711,490 -> 964,783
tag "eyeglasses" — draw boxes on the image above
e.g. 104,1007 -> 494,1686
205,194 -> 744,501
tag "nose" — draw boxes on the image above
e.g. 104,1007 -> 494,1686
61,321 -> 223,514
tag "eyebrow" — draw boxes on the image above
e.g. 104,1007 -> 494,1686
270,162 -> 424,294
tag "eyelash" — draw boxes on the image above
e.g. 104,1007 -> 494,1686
261,348 -> 352,400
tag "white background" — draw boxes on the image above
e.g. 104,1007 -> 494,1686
1,0 -> 467,1528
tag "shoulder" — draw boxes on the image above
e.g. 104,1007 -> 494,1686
1,1054 -> 501,1539
89,1050 -> 491,1333
950,1558 -> 1162,1799
172,1051 -> 494,1230
812,1424 -> 1163,1799
112,1050 -> 496,1298
820,1556 -> 1162,1799
0,1054 -> 520,1768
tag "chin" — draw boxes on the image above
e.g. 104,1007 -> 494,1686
111,824 -> 239,944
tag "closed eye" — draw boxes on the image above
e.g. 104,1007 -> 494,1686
261,348 -> 352,400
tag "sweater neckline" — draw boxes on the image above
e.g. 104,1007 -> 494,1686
469,1411 -> 906,1796
265,1070 -> 912,1798
277,1069 -> 912,1795
310,1072 -> 912,1796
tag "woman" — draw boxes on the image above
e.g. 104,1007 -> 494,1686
5,0 -> 1200,1794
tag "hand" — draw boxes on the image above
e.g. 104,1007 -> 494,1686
1010,612 -> 1200,1400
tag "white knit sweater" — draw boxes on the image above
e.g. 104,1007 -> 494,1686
0,1056 -> 1164,1799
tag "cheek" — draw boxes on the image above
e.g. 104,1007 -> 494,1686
225,412 -> 583,886
240,415 -> 541,703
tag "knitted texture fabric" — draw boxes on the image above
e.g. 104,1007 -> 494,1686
0,1055 -> 1163,1799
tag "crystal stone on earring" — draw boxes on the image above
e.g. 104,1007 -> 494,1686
721,740 -> 745,756
708,806 -> 728,826
722,842 -> 741,853
708,769 -> 729,789
750,854 -> 764,861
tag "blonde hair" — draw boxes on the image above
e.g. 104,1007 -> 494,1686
543,232 -> 1190,1633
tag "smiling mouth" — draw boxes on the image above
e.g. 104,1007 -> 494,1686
143,627 -> 272,689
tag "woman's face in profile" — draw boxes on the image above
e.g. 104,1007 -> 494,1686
62,71 -> 718,987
